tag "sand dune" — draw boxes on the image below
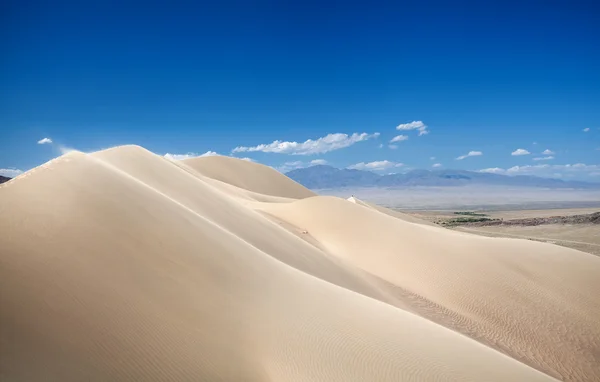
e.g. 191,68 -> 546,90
179,154 -> 315,199
1,146 -> 598,381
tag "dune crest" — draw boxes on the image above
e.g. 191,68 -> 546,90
2,145 -> 598,381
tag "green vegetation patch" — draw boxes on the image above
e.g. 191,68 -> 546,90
439,216 -> 497,226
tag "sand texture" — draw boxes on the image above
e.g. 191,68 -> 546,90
2,145 -> 599,381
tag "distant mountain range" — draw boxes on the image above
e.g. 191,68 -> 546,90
0,176 -> 11,184
285,165 -> 600,189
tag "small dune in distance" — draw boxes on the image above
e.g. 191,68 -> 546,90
2,145 -> 600,381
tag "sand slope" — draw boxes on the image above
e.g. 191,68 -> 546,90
1,146 -> 598,381
180,154 -> 315,199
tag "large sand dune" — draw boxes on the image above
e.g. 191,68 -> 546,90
1,145 -> 599,381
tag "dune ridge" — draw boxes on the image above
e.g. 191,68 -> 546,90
1,145 -> 599,381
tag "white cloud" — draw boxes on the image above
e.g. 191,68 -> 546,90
396,121 -> 428,136
479,163 -> 600,179
0,168 -> 23,178
583,128 -> 590,132
164,153 -> 196,160
432,163 -> 442,168
511,148 -> 530,156
456,151 -> 483,160
37,137 -> 52,144
479,167 -> 505,174
347,160 -> 403,171
232,132 -> 379,155
430,156 -> 436,160
378,143 -> 384,149
164,151 -> 219,161
532,142 -> 538,145
533,156 -> 554,161
541,149 -> 554,155
390,134 -> 408,143
276,159 -> 327,173
239,157 -> 254,162
276,160 -> 306,173
388,144 -> 398,149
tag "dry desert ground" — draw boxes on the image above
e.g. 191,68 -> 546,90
408,208 -> 600,256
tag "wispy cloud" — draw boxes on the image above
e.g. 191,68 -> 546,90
583,128 -> 590,132
232,132 -> 379,155
390,134 -> 408,143
388,144 -> 398,149
348,160 -> 403,171
396,121 -> 428,136
479,167 -> 505,174
432,163 -> 442,168
164,151 -> 219,160
37,137 -> 52,144
430,156 -> 436,160
511,148 -> 530,156
542,149 -> 554,155
276,159 -> 327,173
0,168 -> 23,178
456,151 -> 482,160
533,156 -> 554,161
276,161 -> 306,173
479,163 -> 600,179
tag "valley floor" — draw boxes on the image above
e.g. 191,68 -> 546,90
406,208 -> 600,256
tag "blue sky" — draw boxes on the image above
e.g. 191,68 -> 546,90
1,1 -> 599,180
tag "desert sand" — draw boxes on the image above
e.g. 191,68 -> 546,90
1,145 -> 599,381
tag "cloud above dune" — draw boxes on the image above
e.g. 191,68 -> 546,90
34,137 -> 78,155
542,149 -> 554,155
347,160 -> 403,171
276,159 -> 328,173
583,127 -> 590,132
533,156 -> 554,161
164,151 -> 219,160
276,161 -> 307,173
479,163 -> 600,179
396,121 -> 428,136
456,151 -> 482,160
432,163 -> 442,168
0,168 -> 23,177
232,132 -> 380,155
511,149 -> 530,156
